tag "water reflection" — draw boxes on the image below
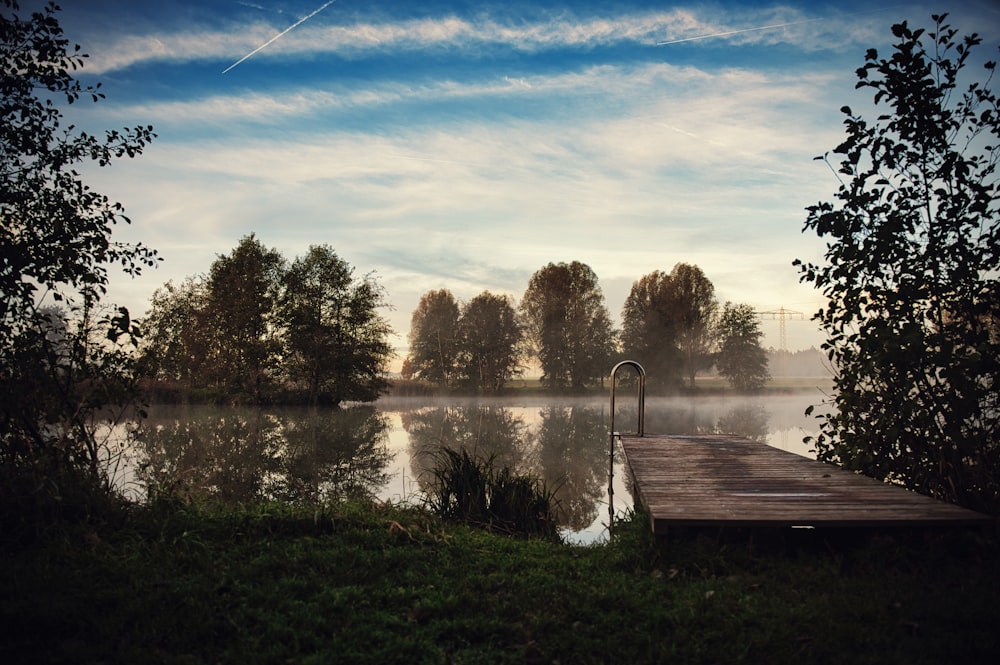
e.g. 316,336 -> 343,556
276,406 -> 393,502
535,407 -> 608,531
403,405 -> 530,482
134,405 -> 392,503
130,394 -> 825,542
397,405 -> 610,531
715,403 -> 770,443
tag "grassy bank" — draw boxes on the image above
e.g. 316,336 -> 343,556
3,500 -> 997,664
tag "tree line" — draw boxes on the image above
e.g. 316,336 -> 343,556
141,244 -> 770,401
131,11 -> 1000,517
404,261 -> 769,394
139,235 -> 393,406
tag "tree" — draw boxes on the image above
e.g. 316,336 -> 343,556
456,291 -> 523,393
621,270 -> 680,389
205,234 -> 285,402
794,14 -> 1000,514
716,302 -> 769,392
139,277 -> 212,388
1,0 -> 157,516
520,261 -> 615,390
406,289 -> 460,387
667,263 -> 718,387
620,264 -> 717,390
140,242 -> 393,405
278,245 -> 392,405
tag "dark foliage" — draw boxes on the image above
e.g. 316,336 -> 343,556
796,14 -> 1000,514
140,239 -> 393,406
1,0 -> 156,527
716,302 -> 770,391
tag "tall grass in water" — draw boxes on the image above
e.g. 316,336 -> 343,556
426,447 -> 560,541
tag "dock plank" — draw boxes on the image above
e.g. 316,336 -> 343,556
619,434 -> 992,532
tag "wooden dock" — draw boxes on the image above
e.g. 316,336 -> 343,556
619,434 -> 993,533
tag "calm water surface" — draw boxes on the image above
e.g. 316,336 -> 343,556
127,392 -> 828,544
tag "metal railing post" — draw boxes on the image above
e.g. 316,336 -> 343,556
608,360 -> 645,540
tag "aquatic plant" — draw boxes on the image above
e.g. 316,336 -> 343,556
425,446 -> 560,540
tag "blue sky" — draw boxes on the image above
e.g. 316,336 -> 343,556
34,0 -> 1000,356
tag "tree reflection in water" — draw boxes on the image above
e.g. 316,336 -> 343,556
131,397 -> 785,538
534,406 -> 608,531
402,405 -> 530,489
275,406 -> 393,502
400,404 -> 613,532
134,405 -> 391,504
714,403 -> 770,442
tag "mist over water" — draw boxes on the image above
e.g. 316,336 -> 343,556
124,392 -> 828,545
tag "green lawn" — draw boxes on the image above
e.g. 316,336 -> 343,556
3,500 -> 997,664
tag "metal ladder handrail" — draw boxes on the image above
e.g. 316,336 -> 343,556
608,360 -> 645,540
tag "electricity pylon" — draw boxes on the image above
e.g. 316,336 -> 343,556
756,307 -> 804,351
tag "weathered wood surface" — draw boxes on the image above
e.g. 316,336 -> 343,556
619,434 -> 993,532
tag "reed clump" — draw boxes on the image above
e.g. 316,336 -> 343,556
425,446 -> 560,540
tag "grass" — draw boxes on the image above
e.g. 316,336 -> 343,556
2,499 -> 998,664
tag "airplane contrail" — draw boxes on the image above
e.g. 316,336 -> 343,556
656,17 -> 823,46
223,0 -> 336,74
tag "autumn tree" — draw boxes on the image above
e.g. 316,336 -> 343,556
406,289 -> 460,387
278,245 -> 392,405
520,261 -> 615,391
141,241 -> 394,405
456,291 -> 523,393
1,0 -> 157,515
716,302 -> 770,392
140,236 -> 284,401
795,15 -> 1000,514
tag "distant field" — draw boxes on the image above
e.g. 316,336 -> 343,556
510,376 -> 835,392
392,375 -> 836,396
695,376 -> 836,392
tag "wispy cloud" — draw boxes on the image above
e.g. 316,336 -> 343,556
82,8 -> 873,74
68,0 -> 998,356
95,100 -> 835,346
656,16 -> 825,46
90,58 -> 843,269
97,59 -> 833,133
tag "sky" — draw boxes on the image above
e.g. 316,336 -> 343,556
27,0 -> 1000,359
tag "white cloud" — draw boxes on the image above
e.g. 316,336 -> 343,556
96,59 -> 845,229
81,7 -> 878,74
94,54 -> 840,348
81,4 -> 910,352
95,59 -> 848,165
37,0 -> 1000,358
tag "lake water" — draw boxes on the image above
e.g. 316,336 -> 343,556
125,391 -> 829,545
